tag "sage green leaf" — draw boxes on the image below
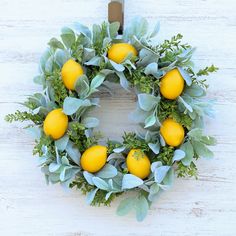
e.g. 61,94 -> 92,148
148,142 -> 160,154
200,136 -> 217,146
63,97 -> 91,115
163,168 -> 174,186
172,149 -> 185,162
54,49 -> 70,67
61,156 -> 70,166
105,191 -> 113,201
85,56 -> 101,66
178,67 -> 192,86
110,60 -> 125,71
65,141 -> 81,165
180,141 -> 194,166
90,73 -> 105,89
122,174 -> 143,189
154,166 -> 170,183
138,94 -> 160,111
25,126 -> 41,140
116,197 -> 134,216
75,75 -> 90,98
60,167 -> 66,181
116,72 -> 130,90
73,22 -> 92,39
45,56 -> 54,73
135,195 -> 149,222
49,163 -> 61,173
82,117 -> 99,128
86,188 -> 98,205
192,141 -> 214,159
149,21 -> 160,38
33,75 -> 44,85
144,62 -> 159,78
113,146 -> 125,153
144,114 -> 156,128
83,171 -> 94,185
48,37 -> 64,49
185,84 -> 205,97
92,177 -> 109,190
55,135 -> 69,151
83,48 -> 95,62
148,183 -> 159,201
109,22 -> 120,38
151,161 -> 162,172
187,128 -> 203,140
178,96 -> 193,112
39,48 -> 51,72
96,164 -> 118,178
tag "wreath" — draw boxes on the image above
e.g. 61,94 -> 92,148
6,17 -> 218,221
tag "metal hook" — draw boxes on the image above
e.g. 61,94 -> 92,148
108,0 -> 124,34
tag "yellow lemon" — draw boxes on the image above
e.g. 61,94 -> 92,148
80,145 -> 108,173
61,59 -> 83,90
160,118 -> 185,147
43,108 -> 68,140
160,68 -> 184,99
108,43 -> 137,64
126,149 -> 151,179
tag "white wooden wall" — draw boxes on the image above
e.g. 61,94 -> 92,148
1,0 -> 236,235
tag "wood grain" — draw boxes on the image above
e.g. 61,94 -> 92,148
0,0 -> 236,235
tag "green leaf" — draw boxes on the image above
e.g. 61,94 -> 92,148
180,141 -> 194,166
149,21 -> 160,38
96,164 -> 118,179
49,163 -> 61,172
63,97 -> 91,115
148,183 -> 160,201
138,94 -> 160,111
192,141 -> 214,159
172,149 -> 185,162
110,60 -> 125,71
135,195 -> 149,222
74,22 -> 92,39
116,197 -> 134,216
81,117 -> 99,128
55,135 -> 69,151
178,67 -> 192,86
83,48 -> 95,62
116,72 -> 130,90
65,141 -> 81,165
48,37 -> 64,49
54,49 -> 70,67
83,171 -> 94,185
85,56 -> 101,66
122,174 -> 143,189
109,22 -> 120,38
148,142 -> 160,154
178,96 -> 193,112
25,126 -> 41,140
144,114 -> 156,128
144,62 -> 159,78
92,177 -> 109,190
163,168 -> 175,186
90,73 -> 105,89
33,75 -> 44,85
75,75 -> 90,98
86,188 -> 98,204
154,166 -> 170,183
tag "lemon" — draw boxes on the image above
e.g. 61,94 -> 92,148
126,149 -> 151,179
43,108 -> 68,140
160,68 -> 184,99
80,145 -> 108,173
108,43 -> 137,64
61,59 -> 84,90
160,118 -> 185,147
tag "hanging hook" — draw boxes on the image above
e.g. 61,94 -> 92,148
108,0 -> 124,34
